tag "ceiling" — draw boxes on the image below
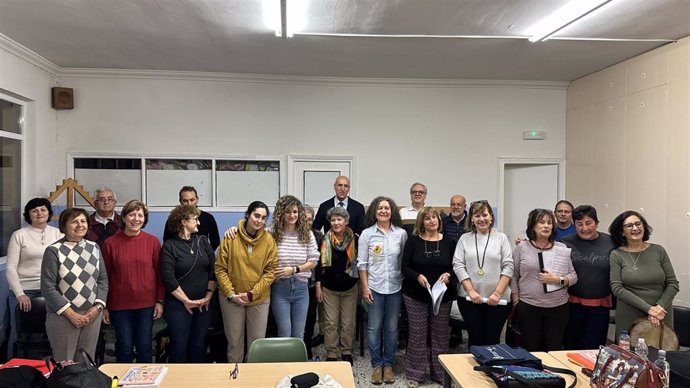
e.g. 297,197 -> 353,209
0,0 -> 688,81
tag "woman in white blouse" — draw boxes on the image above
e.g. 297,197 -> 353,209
452,200 -> 513,347
358,196 -> 407,385
6,198 -> 63,358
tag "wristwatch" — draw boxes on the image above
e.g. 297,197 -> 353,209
95,303 -> 104,312
559,276 -> 565,286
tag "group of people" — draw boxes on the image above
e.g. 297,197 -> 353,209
5,178 -> 680,388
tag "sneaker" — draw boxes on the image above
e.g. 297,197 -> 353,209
383,366 -> 395,384
407,380 -> 419,388
341,354 -> 353,365
371,366 -> 383,385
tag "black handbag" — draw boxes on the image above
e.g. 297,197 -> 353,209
46,349 -> 111,388
0,365 -> 47,388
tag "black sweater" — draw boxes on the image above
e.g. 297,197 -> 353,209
401,235 -> 457,303
561,232 -> 616,299
160,235 -> 216,300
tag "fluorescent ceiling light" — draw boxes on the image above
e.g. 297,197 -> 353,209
262,0 -> 307,38
527,0 -> 614,42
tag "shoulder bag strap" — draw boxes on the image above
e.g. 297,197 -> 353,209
176,236 -> 200,281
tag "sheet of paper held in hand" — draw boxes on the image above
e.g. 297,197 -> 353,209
541,245 -> 572,292
427,280 -> 447,315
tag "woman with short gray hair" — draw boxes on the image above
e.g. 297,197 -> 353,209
315,206 -> 359,364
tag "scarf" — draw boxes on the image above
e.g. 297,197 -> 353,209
321,227 -> 357,273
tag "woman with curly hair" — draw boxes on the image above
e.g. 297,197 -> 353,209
357,196 -> 407,385
269,195 -> 320,339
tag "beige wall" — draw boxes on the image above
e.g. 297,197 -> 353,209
566,37 -> 690,305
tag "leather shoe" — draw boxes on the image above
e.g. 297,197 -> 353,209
383,366 -> 395,384
341,354 -> 353,365
371,366 -> 383,385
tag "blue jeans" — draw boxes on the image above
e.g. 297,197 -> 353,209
8,289 -> 42,359
163,296 -> 213,363
109,307 -> 154,362
367,290 -> 402,367
271,278 -> 309,339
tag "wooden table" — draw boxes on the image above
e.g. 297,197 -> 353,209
547,350 -> 594,388
100,361 -> 356,388
439,352 -> 583,388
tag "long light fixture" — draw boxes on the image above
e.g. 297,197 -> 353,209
262,0 -> 306,38
527,0 -> 614,43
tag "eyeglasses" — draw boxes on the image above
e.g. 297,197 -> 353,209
96,198 -> 116,203
623,221 -> 643,230
230,362 -> 239,380
185,216 -> 199,221
410,190 -> 426,195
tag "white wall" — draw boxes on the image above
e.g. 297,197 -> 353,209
54,73 -> 567,209
0,39 -> 58,199
567,37 -> 690,305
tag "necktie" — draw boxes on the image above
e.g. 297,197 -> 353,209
338,201 -> 344,207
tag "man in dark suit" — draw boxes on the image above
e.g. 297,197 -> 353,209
312,176 -> 366,235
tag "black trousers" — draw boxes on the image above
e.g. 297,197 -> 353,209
457,298 -> 511,347
563,302 -> 610,350
303,285 -> 318,359
515,301 -> 569,351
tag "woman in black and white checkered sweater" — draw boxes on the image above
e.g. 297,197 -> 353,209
40,207 -> 109,362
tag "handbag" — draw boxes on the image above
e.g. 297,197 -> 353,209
470,345 -> 577,388
630,318 -> 679,351
591,344 -> 664,388
45,349 -> 112,388
0,365 -> 47,388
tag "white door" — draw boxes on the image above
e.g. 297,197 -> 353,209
500,159 -> 563,244
287,156 -> 354,208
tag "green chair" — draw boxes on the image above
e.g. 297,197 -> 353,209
245,337 -> 308,363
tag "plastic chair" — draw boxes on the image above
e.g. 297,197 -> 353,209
14,297 -> 52,359
245,337 -> 308,363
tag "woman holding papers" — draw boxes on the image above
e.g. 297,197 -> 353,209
401,207 -> 456,387
510,208 -> 577,351
609,210 -> 679,340
452,200 -> 513,347
315,206 -> 358,364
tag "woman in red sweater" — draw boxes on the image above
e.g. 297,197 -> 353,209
101,199 -> 164,362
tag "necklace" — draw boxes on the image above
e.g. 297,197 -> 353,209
182,236 -> 195,254
423,239 -> 440,258
627,250 -> 642,271
474,231 -> 491,276
529,240 -> 553,251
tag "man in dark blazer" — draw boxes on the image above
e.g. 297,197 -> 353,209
313,176 -> 366,235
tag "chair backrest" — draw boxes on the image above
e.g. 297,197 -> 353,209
245,337 -> 308,363
673,305 -> 690,347
15,297 -> 48,336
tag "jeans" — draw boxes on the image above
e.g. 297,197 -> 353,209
564,302 -> 610,350
271,278 -> 310,339
367,289 -> 402,367
109,307 -> 154,362
8,289 -> 42,359
163,296 -> 213,363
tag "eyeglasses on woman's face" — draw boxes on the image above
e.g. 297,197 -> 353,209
623,221 -> 643,230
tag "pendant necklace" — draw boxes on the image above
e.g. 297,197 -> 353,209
627,250 -> 642,271
423,239 -> 440,258
475,231 -> 491,276
182,236 -> 195,254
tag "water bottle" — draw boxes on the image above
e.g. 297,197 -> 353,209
654,349 -> 670,388
634,338 -> 649,360
618,330 -> 631,351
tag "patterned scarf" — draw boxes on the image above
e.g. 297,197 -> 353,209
321,227 -> 356,273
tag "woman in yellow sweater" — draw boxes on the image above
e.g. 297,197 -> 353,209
215,201 -> 278,362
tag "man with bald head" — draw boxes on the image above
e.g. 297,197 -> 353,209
441,194 -> 467,242
313,176 -> 365,235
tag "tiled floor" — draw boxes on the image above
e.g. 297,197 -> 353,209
310,334 -> 469,388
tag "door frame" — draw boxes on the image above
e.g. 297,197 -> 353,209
498,157 -> 565,229
287,155 -> 356,198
